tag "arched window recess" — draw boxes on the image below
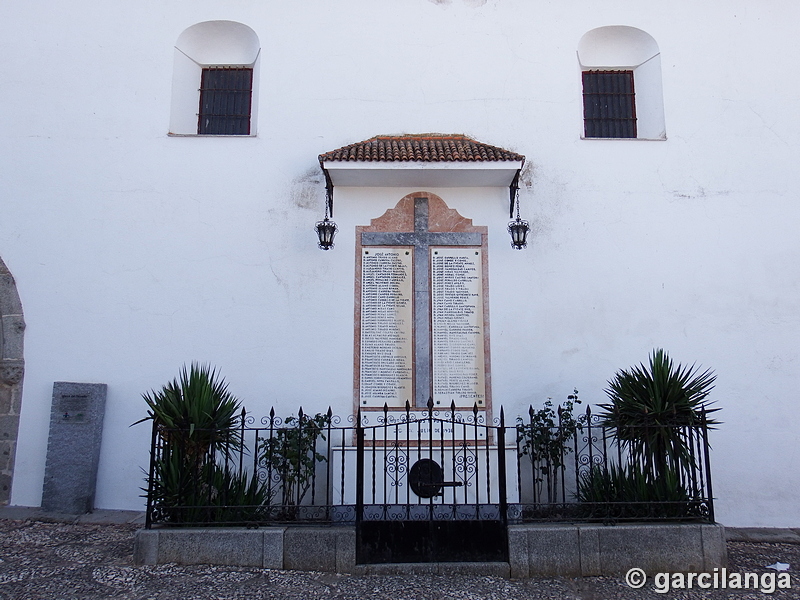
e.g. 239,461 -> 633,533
578,26 -> 666,140
169,21 -> 261,136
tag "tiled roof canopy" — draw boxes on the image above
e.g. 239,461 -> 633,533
319,135 -> 525,164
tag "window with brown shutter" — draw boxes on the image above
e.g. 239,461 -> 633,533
198,67 -> 253,135
582,70 -> 637,139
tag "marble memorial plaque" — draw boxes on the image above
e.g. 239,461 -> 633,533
431,247 -> 486,407
359,248 -> 414,407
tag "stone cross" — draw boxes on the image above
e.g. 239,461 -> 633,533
361,197 -> 482,408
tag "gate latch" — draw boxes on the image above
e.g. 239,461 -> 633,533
409,458 -> 463,498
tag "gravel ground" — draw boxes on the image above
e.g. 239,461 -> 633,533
0,519 -> 798,599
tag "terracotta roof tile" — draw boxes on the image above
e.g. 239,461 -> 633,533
319,134 -> 525,164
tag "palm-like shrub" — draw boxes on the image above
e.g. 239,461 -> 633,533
598,349 -> 719,485
136,364 -> 268,525
148,443 -> 271,525
135,363 -> 243,459
575,462 -> 700,520
577,463 -> 689,504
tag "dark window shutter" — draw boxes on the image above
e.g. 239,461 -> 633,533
582,70 -> 637,139
198,67 -> 253,135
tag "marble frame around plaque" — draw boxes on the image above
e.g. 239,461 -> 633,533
353,191 -> 492,418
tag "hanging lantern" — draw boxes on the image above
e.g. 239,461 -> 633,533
507,180 -> 530,250
507,216 -> 530,250
315,173 -> 337,250
315,217 -> 337,250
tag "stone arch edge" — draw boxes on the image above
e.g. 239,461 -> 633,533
0,256 -> 25,505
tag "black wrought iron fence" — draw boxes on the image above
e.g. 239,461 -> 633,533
513,405 -> 715,523
144,403 -> 715,528
144,407 -> 356,527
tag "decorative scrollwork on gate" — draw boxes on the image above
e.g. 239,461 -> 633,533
385,442 -> 409,488
453,441 -> 477,489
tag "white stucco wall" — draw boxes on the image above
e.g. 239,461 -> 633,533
0,0 -> 798,526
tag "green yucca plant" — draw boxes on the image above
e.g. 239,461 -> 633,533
134,363 -> 243,459
576,462 -> 697,520
577,463 -> 690,504
137,364 -> 272,525
148,443 -> 272,525
598,349 -> 719,484
198,462 -> 273,524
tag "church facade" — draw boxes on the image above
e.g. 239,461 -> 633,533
1,0 -> 798,528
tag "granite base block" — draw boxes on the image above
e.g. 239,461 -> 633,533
133,523 -> 727,577
507,526 -> 529,578
262,528 -> 285,569
528,526 -> 581,577
335,528 -> 357,573
597,524 -> 704,575
283,527 -> 339,572
157,529 -> 265,567
133,529 -> 159,565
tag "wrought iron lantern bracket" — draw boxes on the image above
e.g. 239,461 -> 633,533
315,168 -> 338,250
507,170 -> 529,250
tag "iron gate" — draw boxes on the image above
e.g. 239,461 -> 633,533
355,403 -> 509,564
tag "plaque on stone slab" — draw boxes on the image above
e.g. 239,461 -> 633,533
404,410 -> 488,440
59,393 -> 91,423
41,382 -> 107,514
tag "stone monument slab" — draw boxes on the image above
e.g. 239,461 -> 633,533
41,382 -> 107,514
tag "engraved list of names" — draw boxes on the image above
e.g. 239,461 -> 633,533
360,248 -> 414,407
431,248 -> 486,407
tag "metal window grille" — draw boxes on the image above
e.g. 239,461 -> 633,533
582,70 -> 637,139
198,67 -> 253,135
